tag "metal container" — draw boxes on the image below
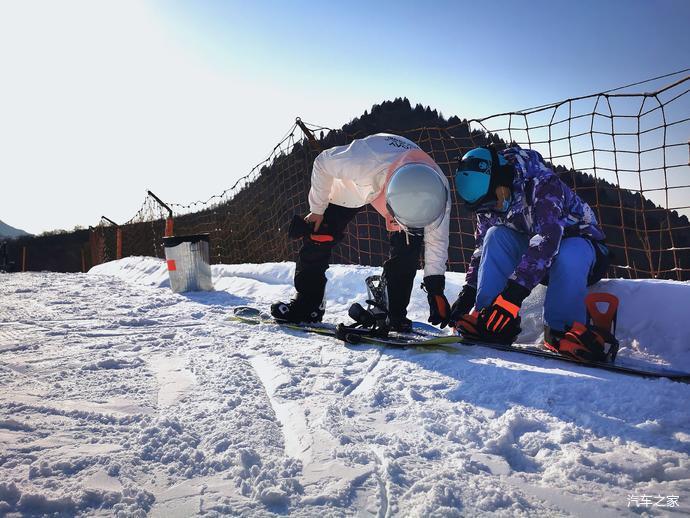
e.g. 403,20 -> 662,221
163,234 -> 213,293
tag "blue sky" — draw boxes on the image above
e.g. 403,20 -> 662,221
155,0 -> 690,114
1,0 -> 688,234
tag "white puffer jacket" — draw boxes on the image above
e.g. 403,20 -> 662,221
308,133 -> 450,277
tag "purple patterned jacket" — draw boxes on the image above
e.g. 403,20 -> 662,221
464,147 -> 606,291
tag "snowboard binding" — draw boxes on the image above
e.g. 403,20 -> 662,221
346,275 -> 390,334
544,292 -> 620,363
583,291 -> 620,361
337,275 -> 418,342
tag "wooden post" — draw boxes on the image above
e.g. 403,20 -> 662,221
101,217 -> 124,261
22,246 -> 27,272
116,228 -> 123,259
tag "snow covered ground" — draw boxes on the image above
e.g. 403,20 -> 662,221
1,257 -> 689,517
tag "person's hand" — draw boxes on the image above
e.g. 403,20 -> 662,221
479,280 -> 529,335
422,275 -> 450,329
305,212 -> 324,232
457,281 -> 528,345
449,285 -> 477,327
428,293 -> 451,328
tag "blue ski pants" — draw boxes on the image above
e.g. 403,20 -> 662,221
475,225 -> 595,332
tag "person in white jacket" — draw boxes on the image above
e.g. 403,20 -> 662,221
271,133 -> 453,330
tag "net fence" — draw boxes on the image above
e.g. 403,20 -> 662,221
14,73 -> 690,280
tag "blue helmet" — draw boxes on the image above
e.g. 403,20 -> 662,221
454,146 -> 510,209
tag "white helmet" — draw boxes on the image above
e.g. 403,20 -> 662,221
385,163 -> 448,230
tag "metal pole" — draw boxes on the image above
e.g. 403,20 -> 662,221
147,191 -> 174,237
101,216 -> 119,227
295,117 -> 322,152
147,190 -> 173,219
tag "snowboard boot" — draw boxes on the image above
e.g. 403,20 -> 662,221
387,315 -> 413,333
270,297 -> 325,324
543,326 -> 566,354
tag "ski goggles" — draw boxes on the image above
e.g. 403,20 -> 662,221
385,203 -> 440,236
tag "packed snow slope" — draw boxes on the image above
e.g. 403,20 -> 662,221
0,257 -> 688,517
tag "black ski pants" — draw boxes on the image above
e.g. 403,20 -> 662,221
294,203 -> 423,319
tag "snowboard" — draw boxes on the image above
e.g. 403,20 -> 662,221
230,306 -> 690,383
230,306 -> 463,353
457,337 -> 690,383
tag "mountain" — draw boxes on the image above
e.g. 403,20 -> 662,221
0,219 -> 31,239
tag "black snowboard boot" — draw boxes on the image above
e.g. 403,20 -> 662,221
387,315 -> 413,333
543,326 -> 566,354
271,297 -> 325,323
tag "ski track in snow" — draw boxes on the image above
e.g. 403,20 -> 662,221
0,257 -> 689,517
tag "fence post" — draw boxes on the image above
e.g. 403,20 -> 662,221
22,246 -> 27,272
295,117 -> 322,152
165,218 -> 174,237
101,216 -> 123,260
147,190 -> 174,237
116,228 -> 123,259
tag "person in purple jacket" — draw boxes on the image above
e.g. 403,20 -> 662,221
449,145 -> 613,362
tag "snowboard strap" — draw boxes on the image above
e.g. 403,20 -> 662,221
365,275 -> 388,312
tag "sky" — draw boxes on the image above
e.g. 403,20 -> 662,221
1,0 -> 689,235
